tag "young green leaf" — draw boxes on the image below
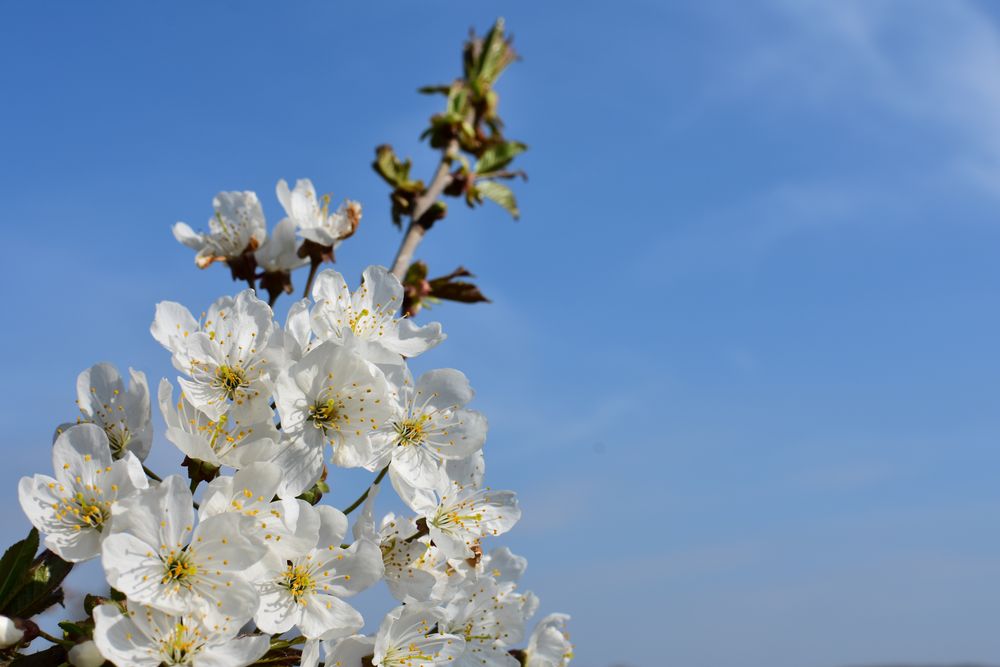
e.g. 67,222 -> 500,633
475,180 -> 520,219
475,141 -> 527,174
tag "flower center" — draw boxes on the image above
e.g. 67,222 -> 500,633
160,622 -> 204,665
393,416 -> 429,447
162,552 -> 198,586
60,492 -> 111,530
214,365 -> 248,400
280,563 -> 316,604
431,507 -> 483,532
104,423 -> 132,456
308,398 -> 341,431
383,645 -> 436,666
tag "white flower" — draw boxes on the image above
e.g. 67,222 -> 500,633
273,341 -> 393,485
67,640 -> 105,667
401,480 -> 521,560
481,548 -> 536,621
0,615 -> 23,648
444,450 -> 486,489
524,614 -> 573,667
156,290 -> 280,422
440,577 -> 525,667
378,514 -> 445,603
70,363 -> 152,461
158,379 -> 280,469
93,603 -> 268,667
438,546 -> 529,611
252,505 -> 383,639
373,603 -> 465,667
151,296 -> 234,369
173,191 -> 267,269
255,217 -> 308,274
324,603 -> 465,667
310,267 -> 444,365
276,178 -> 358,248
322,635 -> 375,667
101,475 -> 265,627
281,299 -> 314,365
351,484 -> 444,603
371,368 -> 487,493
199,462 -> 320,559
19,424 -> 147,562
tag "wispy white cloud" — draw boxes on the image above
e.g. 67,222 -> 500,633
643,1 -> 1000,286
741,1 -> 1000,192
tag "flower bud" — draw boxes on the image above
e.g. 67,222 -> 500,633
0,615 -> 24,648
68,640 -> 105,667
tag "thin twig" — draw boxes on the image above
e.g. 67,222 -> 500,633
142,465 -> 162,482
342,466 -> 389,515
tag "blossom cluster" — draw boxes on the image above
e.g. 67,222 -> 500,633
14,184 -> 572,667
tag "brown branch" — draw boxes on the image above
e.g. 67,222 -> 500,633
302,256 -> 321,299
389,138 -> 458,279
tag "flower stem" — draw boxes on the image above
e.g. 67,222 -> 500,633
35,628 -> 71,647
342,466 -> 389,515
302,257 -> 321,299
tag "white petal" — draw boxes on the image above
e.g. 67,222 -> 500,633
194,634 -> 269,667
299,594 -> 363,640
323,635 -> 374,667
414,369 -> 474,410
92,605 -> 160,667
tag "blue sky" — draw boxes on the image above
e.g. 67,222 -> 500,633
3,2 -> 1000,666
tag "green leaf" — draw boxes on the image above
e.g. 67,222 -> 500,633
373,145 -> 418,190
475,141 -> 527,174
57,621 -> 87,640
477,18 -> 508,83
7,550 -> 73,618
446,85 -> 468,116
0,529 -> 39,612
404,261 -> 428,286
474,181 -> 520,219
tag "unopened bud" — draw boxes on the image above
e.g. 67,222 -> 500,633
68,640 -> 105,667
0,615 -> 24,648
344,201 -> 362,239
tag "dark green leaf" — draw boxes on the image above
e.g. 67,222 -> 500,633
474,181 -> 520,219
8,550 -> 73,618
56,621 -> 87,641
0,530 -> 39,612
10,645 -> 66,667
83,595 -> 107,617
